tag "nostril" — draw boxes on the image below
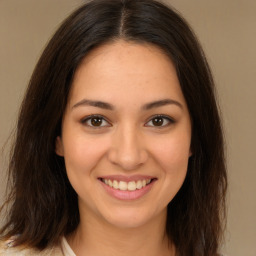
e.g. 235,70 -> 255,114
107,132 -> 149,169
107,148 -> 148,171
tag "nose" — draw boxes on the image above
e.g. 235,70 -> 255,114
107,124 -> 148,171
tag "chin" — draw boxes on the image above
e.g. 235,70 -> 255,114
101,206 -> 165,229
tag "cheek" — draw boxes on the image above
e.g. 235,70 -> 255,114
62,134 -> 109,177
153,135 -> 191,170
151,135 -> 190,204
62,135 -> 110,201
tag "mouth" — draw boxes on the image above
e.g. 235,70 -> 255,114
99,178 -> 156,191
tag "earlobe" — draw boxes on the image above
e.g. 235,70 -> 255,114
55,136 -> 64,156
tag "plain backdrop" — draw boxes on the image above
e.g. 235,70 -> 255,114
0,0 -> 255,255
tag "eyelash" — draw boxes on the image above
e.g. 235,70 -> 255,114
81,114 -> 111,128
145,115 -> 175,128
80,114 -> 175,128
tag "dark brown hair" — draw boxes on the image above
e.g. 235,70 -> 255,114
0,0 -> 227,255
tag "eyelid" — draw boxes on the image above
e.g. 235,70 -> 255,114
80,114 -> 174,128
81,114 -> 112,127
144,114 -> 175,127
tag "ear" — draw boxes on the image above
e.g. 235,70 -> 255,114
55,136 -> 64,156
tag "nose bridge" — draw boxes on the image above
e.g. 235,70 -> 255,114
108,122 -> 148,170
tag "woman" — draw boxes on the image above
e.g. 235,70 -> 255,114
0,0 -> 227,255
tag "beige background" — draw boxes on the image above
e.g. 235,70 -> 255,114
0,0 -> 255,255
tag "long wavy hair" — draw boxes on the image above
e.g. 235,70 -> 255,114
0,0 -> 227,255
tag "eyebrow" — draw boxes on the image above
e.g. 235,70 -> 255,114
72,99 -> 114,110
72,98 -> 183,110
141,99 -> 183,110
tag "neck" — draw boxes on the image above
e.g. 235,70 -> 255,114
67,207 -> 174,256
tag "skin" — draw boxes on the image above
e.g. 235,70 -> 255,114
56,40 -> 192,256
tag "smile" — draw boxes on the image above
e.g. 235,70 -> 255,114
99,176 -> 157,200
101,178 -> 152,191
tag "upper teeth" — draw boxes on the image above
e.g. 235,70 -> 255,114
103,179 -> 151,191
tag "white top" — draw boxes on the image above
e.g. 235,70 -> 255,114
0,236 -> 227,256
61,237 -> 76,256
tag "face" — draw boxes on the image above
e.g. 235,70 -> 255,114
56,40 -> 192,229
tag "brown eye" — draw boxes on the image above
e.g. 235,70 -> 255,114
91,117 -> 103,126
152,117 -> 164,126
82,115 -> 110,128
145,115 -> 174,128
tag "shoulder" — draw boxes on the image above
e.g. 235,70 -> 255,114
0,238 -> 64,256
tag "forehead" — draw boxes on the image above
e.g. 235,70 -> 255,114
68,40 -> 186,108
75,40 -> 175,78
80,40 -> 172,68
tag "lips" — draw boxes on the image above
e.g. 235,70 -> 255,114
99,175 -> 155,182
98,175 -> 157,200
101,178 -> 152,191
